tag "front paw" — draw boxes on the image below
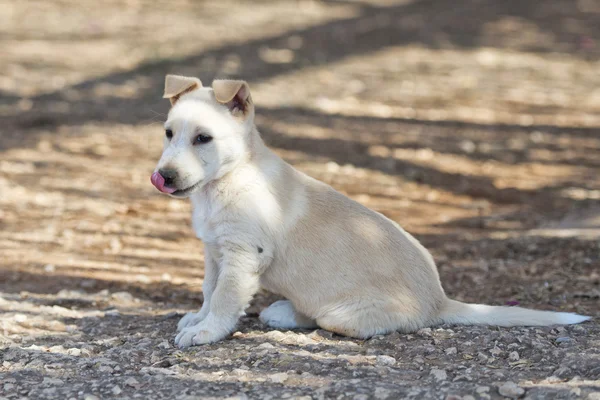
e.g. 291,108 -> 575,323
174,321 -> 229,348
177,310 -> 207,332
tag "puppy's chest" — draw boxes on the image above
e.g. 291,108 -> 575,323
191,202 -> 218,244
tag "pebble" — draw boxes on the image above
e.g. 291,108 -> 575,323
125,377 -> 141,389
84,395 -> 99,400
67,348 -> 82,356
42,377 -> 64,386
162,311 -> 179,320
232,369 -> 250,376
555,337 -> 572,343
375,355 -> 396,366
105,309 -> 120,317
490,346 -> 502,357
478,353 -> 489,363
444,395 -> 461,400
508,351 -> 519,361
498,382 -> 525,398
98,365 -> 114,374
111,386 -> 122,395
417,328 -> 432,337
111,292 -> 134,302
430,368 -> 447,381
445,347 -> 457,356
476,386 -> 490,393
268,373 -> 289,383
553,366 -> 571,378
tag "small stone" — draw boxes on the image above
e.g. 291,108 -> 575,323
125,377 -> 141,389
498,381 -> 525,398
232,369 -> 250,376
42,377 -> 64,386
111,386 -> 122,395
444,395 -> 461,400
587,393 -> 600,400
98,365 -> 114,373
417,328 -> 432,337
162,311 -> 179,320
268,372 -> 289,383
374,388 -> 391,399
430,368 -> 447,381
67,348 -> 81,356
14,314 -> 27,323
553,366 -> 572,378
476,386 -> 490,393
84,395 -> 100,400
463,396 -> 476,400
376,355 -> 396,366
257,342 -> 275,350
452,374 -> 472,382
111,292 -> 134,302
105,309 -> 120,317
555,337 -> 572,343
490,346 -> 502,357
445,347 -> 457,356
508,351 -> 519,361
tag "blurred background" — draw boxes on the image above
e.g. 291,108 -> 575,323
1,0 -> 599,342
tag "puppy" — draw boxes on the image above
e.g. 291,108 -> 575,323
151,75 -> 590,348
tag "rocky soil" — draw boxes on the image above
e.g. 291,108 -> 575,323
1,0 -> 599,399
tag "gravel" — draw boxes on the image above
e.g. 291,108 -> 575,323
0,287 -> 598,399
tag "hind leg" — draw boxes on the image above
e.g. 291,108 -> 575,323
260,300 -> 318,330
316,300 -> 427,339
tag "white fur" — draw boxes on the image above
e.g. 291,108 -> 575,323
259,300 -> 318,330
154,77 -> 591,348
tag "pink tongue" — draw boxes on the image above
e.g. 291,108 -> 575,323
151,171 -> 176,194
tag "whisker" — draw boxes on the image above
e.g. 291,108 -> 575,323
148,109 -> 167,118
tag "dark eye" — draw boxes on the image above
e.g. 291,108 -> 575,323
194,134 -> 213,144
165,129 -> 173,140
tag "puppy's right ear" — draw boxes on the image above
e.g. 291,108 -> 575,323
163,75 -> 202,106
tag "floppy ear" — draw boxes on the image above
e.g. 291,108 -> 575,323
163,75 -> 202,106
212,80 -> 253,116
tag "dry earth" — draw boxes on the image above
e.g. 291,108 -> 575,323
1,1 -> 599,399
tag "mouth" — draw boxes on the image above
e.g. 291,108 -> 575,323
169,180 -> 203,197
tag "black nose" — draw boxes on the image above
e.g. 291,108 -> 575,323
158,168 -> 177,187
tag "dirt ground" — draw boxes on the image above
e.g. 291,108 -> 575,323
1,0 -> 599,399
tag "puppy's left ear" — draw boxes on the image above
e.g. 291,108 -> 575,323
212,80 -> 253,117
163,75 -> 202,106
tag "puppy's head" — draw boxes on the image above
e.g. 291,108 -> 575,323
151,75 -> 254,198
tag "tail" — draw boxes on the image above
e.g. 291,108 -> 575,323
438,299 -> 591,327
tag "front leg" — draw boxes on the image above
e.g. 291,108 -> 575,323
177,246 -> 218,331
174,242 -> 261,348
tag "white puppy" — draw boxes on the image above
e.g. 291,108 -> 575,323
151,75 -> 590,348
